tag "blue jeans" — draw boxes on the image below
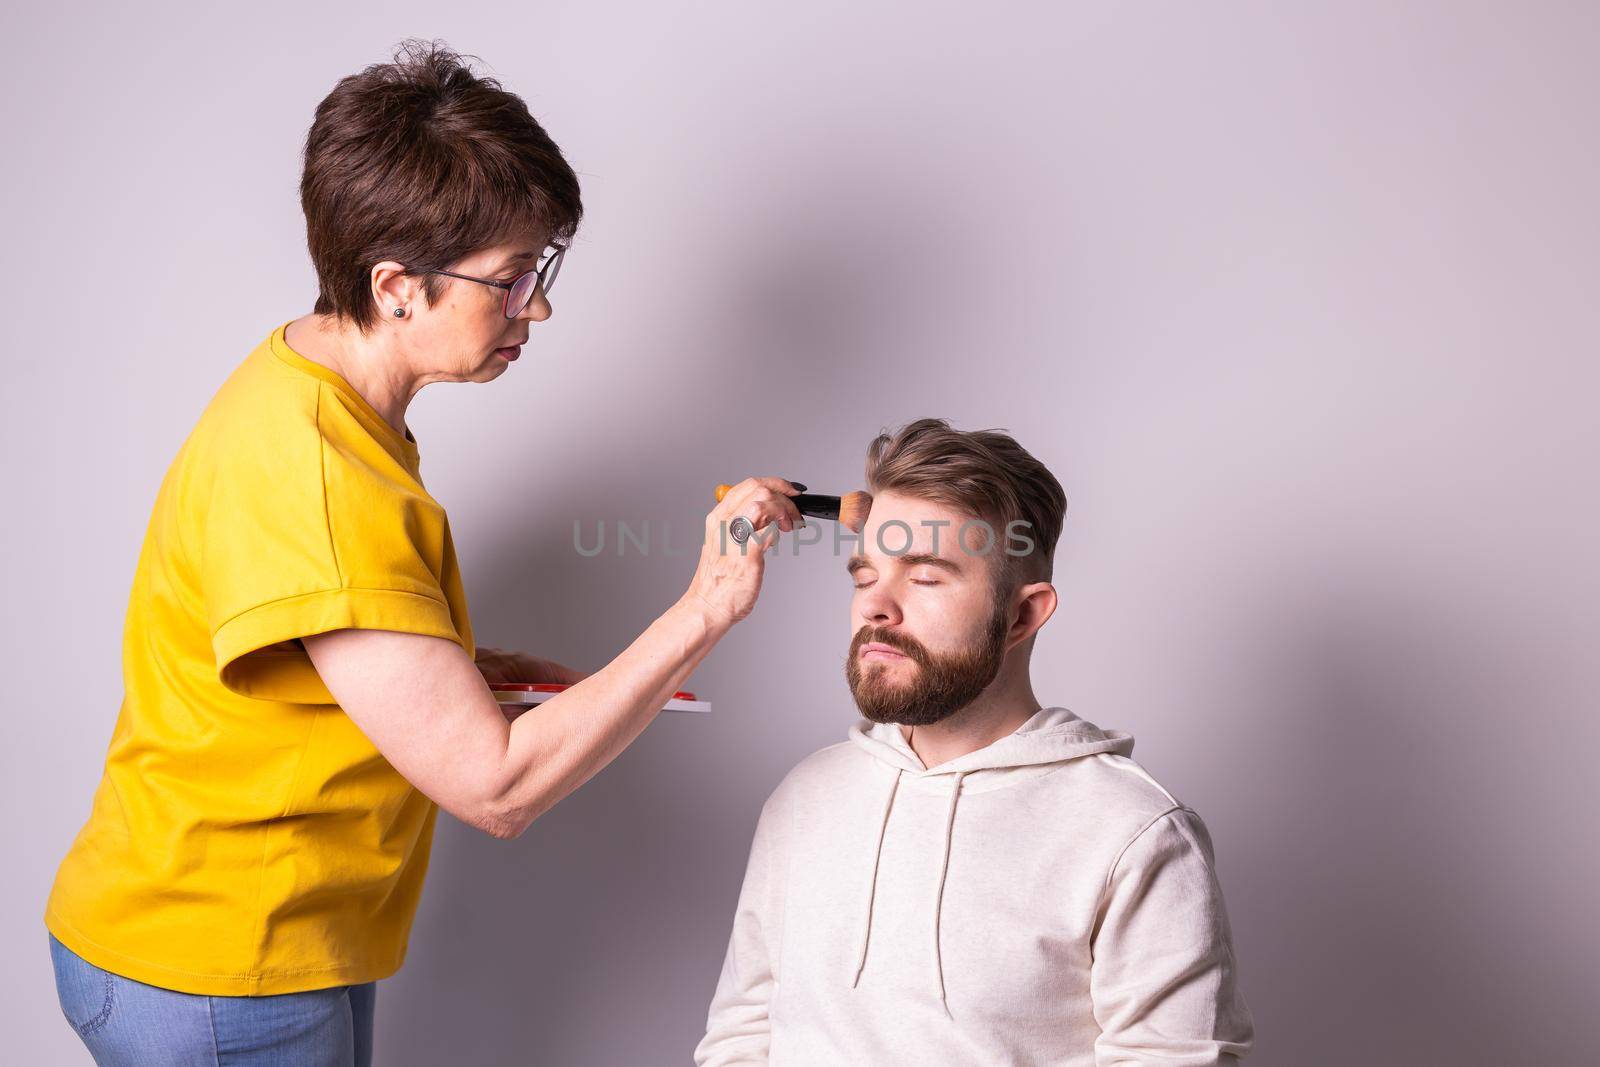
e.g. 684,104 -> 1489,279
49,933 -> 376,1066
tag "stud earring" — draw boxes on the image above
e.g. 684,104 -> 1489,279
393,307 -> 406,318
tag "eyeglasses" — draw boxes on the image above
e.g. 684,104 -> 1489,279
419,245 -> 566,319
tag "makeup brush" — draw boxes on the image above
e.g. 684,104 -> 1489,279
714,483 -> 873,533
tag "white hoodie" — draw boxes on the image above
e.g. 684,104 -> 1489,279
695,707 -> 1254,1066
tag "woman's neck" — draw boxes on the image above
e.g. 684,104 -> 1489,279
285,314 -> 416,440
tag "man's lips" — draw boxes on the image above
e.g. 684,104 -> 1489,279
859,642 -> 910,661
495,344 -> 522,361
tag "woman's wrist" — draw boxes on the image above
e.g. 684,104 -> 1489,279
669,592 -> 737,646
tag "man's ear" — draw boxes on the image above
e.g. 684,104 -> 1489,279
1006,581 -> 1058,650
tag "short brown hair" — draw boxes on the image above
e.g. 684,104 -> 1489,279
301,39 -> 583,332
864,418 -> 1067,587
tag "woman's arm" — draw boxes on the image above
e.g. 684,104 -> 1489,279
473,645 -> 589,687
473,646 -> 588,721
303,477 -> 803,840
306,597 -> 723,838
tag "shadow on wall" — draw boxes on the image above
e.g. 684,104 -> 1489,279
376,456 -> 1591,1066
374,215 -> 917,1064
381,561 -> 1592,1065
367,144 -> 1591,1062
1216,579 -> 1587,1065
372,313 -> 1594,1064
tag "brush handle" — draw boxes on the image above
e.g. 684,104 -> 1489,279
791,493 -> 841,520
713,480 -> 807,503
711,484 -> 849,523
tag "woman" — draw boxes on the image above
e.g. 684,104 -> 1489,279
44,40 -> 802,1066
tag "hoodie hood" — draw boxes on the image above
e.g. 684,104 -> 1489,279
847,705 -> 1134,775
843,706 -> 1135,1017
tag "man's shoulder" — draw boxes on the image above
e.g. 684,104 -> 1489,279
1017,750 -> 1196,837
766,737 -> 874,804
1077,750 -> 1182,802
788,736 -> 870,779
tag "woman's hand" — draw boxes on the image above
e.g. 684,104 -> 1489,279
682,476 -> 805,627
474,645 -> 590,686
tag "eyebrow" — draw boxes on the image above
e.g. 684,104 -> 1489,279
846,552 -> 963,575
498,246 -> 558,271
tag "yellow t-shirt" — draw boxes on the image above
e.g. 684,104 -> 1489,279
45,321 -> 476,996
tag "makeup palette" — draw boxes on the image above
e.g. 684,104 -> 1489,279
489,682 -> 710,714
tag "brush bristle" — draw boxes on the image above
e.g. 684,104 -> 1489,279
837,491 -> 873,533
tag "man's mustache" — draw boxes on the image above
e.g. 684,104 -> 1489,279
851,625 -> 930,666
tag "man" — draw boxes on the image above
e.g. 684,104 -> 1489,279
695,419 -> 1254,1065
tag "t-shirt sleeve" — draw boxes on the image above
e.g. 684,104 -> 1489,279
200,414 -> 468,704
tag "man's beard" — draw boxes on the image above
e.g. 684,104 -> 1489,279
845,608 -> 1009,726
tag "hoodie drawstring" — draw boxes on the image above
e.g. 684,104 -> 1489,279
932,770 -> 966,1019
851,766 -> 969,1021
852,768 -> 902,987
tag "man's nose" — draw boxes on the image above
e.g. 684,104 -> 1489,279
857,584 -> 902,626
